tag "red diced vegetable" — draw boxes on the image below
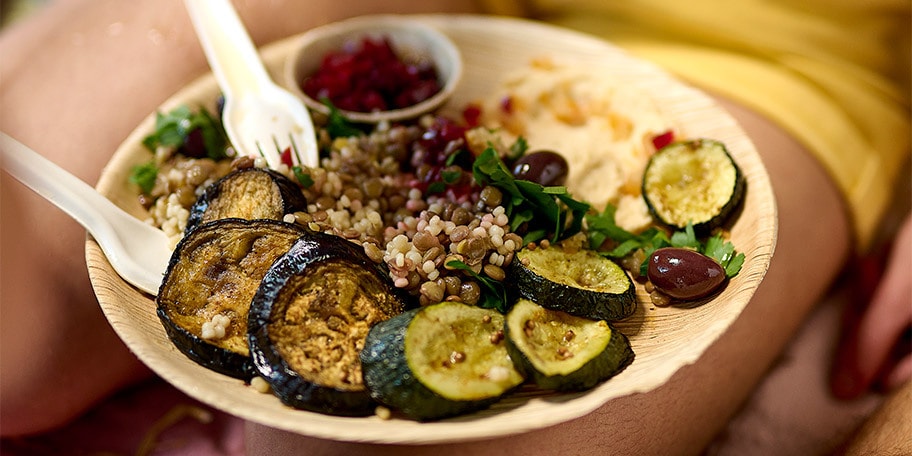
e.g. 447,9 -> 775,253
651,130 -> 675,150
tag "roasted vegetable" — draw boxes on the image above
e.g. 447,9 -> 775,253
361,301 -> 525,421
642,139 -> 745,233
156,218 -> 306,379
186,167 -> 308,233
505,299 -> 633,391
247,231 -> 411,416
510,246 -> 636,321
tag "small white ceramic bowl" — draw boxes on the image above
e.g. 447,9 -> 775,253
284,15 -> 463,124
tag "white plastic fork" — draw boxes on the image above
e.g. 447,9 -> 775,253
0,132 -> 171,295
184,0 -> 319,169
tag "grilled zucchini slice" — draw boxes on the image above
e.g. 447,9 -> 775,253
247,231 -> 411,416
510,246 -> 636,321
642,139 -> 745,233
361,302 -> 525,421
156,218 -> 306,379
186,167 -> 307,233
505,299 -> 633,391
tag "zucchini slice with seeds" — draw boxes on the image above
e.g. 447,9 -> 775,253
361,302 -> 525,421
642,139 -> 745,233
156,218 -> 306,379
505,299 -> 634,391
247,231 -> 411,416
510,246 -> 636,321
186,167 -> 307,233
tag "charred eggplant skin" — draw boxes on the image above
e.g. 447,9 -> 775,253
158,305 -> 256,379
156,218 -> 306,380
186,167 -> 307,233
248,231 -> 412,417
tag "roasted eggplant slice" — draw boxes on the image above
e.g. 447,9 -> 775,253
505,299 -> 633,391
510,246 -> 636,321
186,167 -> 307,233
642,139 -> 746,234
248,231 -> 411,416
361,302 -> 525,421
156,218 -> 306,379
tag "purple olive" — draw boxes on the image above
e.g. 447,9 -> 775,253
647,247 -> 726,300
178,128 -> 208,159
512,150 -> 569,186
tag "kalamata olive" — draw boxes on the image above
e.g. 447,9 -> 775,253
511,150 -> 569,186
179,128 -> 208,158
647,247 -> 726,300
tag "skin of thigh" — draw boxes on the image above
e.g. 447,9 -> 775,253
840,380 -> 912,455
0,0 -> 477,436
243,95 -> 852,455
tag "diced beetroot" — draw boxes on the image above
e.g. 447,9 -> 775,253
280,147 -> 294,168
301,36 -> 442,112
462,103 -> 482,127
652,130 -> 675,150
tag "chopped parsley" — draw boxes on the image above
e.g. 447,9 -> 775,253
585,205 -> 744,278
131,104 -> 230,194
129,161 -> 158,194
322,99 -> 366,139
292,166 -> 314,188
507,135 -> 528,161
141,104 -> 228,160
472,146 -> 589,244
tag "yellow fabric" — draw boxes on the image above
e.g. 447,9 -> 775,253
479,0 -> 911,251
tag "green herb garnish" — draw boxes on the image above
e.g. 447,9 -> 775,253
585,205 -> 744,278
507,135 -> 528,161
129,161 -> 158,194
472,146 -> 590,244
704,233 -> 746,277
292,165 -> 314,188
322,99 -> 365,139
142,105 -> 228,160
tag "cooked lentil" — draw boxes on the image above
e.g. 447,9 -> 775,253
146,114 -> 525,305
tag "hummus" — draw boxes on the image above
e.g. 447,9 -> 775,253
477,58 -> 674,232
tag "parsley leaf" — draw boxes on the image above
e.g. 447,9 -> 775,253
586,204 -> 744,278
669,224 -> 701,250
129,161 -> 158,194
142,105 -> 228,160
507,135 -> 528,161
704,233 -> 746,277
292,166 -> 314,188
322,99 -> 365,139
472,147 -> 590,243
441,169 -> 463,184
